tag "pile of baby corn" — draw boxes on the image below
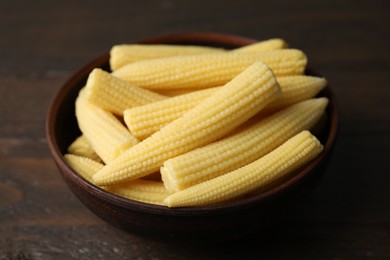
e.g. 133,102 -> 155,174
64,38 -> 328,208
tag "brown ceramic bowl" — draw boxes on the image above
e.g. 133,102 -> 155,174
46,33 -> 339,243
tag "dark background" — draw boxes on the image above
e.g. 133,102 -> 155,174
1,0 -> 389,259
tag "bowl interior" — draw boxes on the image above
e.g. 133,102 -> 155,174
46,33 -> 339,217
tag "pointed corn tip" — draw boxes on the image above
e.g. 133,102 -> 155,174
265,38 -> 289,48
163,193 -> 185,208
316,97 -> 329,107
92,166 -> 116,186
309,76 -> 327,90
91,170 -> 103,184
307,97 -> 329,112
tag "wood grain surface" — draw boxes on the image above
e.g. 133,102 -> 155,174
1,0 -> 389,259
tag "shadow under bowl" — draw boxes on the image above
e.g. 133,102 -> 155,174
46,32 -> 339,243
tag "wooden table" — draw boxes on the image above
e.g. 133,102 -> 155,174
1,1 -> 389,259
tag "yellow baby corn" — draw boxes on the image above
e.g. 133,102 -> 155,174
85,68 -> 166,115
113,49 -> 307,89
165,130 -> 323,207
67,135 -> 102,162
110,44 -> 224,71
123,75 -> 326,139
93,62 -> 280,186
233,38 -> 288,52
76,89 -> 139,164
110,39 -> 286,71
161,98 -> 328,193
263,75 -> 327,114
105,180 -> 169,206
123,87 -> 219,140
64,154 -> 167,205
64,154 -> 104,182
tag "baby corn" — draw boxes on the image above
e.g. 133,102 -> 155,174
233,38 -> 288,52
93,62 -> 280,186
165,131 -> 323,207
110,44 -> 224,71
67,135 -> 102,162
263,75 -> 327,114
105,180 -> 169,206
161,98 -> 328,193
76,89 -> 139,163
124,75 -> 325,139
64,154 -> 167,205
110,38 -> 286,71
64,154 -> 104,182
113,49 -> 307,89
123,87 -> 218,140
85,68 -> 166,115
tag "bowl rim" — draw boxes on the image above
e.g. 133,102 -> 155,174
46,32 -> 339,216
